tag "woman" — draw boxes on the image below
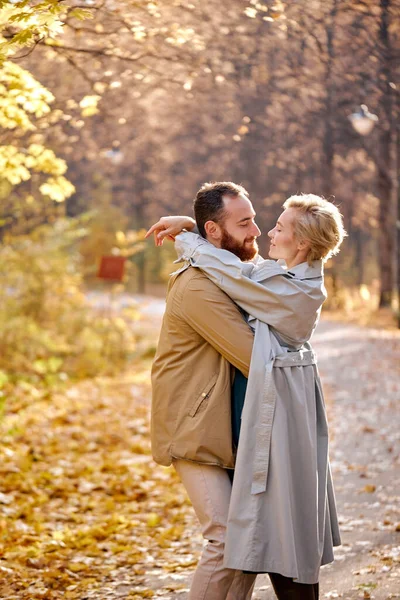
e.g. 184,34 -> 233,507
147,193 -> 346,599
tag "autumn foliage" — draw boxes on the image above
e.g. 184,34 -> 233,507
1,0 -> 399,309
0,3 -> 399,598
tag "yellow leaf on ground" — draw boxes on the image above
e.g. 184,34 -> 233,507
147,513 -> 161,527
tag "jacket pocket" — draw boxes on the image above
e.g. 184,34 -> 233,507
188,374 -> 218,417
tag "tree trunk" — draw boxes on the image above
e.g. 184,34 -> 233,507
322,0 -> 338,199
378,0 -> 395,307
377,133 -> 394,307
396,87 -> 400,326
135,200 -> 146,295
354,230 -> 364,287
136,251 -> 146,295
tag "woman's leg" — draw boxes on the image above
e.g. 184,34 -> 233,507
268,572 -> 319,600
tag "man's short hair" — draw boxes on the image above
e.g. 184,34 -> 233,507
194,182 -> 249,238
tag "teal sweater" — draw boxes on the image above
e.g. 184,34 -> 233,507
231,368 -> 248,449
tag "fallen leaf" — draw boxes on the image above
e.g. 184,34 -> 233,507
362,485 -> 376,493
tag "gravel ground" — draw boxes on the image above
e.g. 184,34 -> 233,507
306,320 -> 400,600
145,317 -> 400,600
2,296 -> 398,600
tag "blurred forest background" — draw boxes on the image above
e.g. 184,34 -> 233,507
1,4 -> 400,598
1,0 -> 399,389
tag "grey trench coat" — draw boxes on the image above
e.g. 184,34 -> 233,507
175,233 -> 341,584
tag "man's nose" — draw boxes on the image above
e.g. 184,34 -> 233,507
252,222 -> 262,237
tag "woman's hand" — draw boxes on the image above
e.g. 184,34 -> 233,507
145,216 -> 196,246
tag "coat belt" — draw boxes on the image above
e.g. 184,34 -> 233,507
251,349 -> 317,495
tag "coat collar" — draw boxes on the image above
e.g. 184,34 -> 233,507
279,259 -> 323,280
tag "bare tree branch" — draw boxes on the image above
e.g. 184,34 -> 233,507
11,36 -> 45,60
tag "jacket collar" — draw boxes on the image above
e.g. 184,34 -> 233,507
279,259 -> 323,280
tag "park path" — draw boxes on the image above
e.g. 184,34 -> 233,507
141,309 -> 400,600
308,320 -> 400,600
0,301 -> 399,600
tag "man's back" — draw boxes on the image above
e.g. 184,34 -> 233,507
151,266 -> 254,468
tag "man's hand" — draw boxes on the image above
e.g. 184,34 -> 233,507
145,216 -> 196,246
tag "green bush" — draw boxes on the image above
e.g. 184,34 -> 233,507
0,218 -> 138,387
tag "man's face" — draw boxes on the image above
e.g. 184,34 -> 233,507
218,194 -> 261,261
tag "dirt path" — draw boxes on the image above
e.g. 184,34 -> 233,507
0,312 -> 399,600
144,318 -> 400,600
309,320 -> 400,600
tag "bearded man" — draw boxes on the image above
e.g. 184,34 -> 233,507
149,182 -> 260,600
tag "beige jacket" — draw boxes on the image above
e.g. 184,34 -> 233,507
151,265 -> 254,468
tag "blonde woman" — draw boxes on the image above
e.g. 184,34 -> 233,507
148,191 -> 346,600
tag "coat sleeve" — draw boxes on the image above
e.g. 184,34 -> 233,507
175,232 -> 322,346
179,273 -> 254,378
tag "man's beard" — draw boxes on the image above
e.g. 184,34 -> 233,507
220,229 -> 259,261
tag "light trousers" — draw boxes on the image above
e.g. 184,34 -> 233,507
173,459 -> 256,600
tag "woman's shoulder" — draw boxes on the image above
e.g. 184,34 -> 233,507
250,257 -> 290,281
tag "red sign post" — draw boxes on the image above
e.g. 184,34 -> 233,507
97,256 -> 126,282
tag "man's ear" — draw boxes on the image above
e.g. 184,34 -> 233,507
204,220 -> 222,241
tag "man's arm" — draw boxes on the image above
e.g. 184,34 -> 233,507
178,272 -> 254,377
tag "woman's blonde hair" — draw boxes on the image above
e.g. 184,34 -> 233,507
283,194 -> 347,263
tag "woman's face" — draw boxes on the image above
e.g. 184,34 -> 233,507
268,208 -> 308,267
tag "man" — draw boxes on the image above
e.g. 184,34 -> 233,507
148,182 -> 260,600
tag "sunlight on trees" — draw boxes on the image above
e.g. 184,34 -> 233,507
0,2 -> 399,599
0,0 -> 399,391
0,33 -> 76,208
